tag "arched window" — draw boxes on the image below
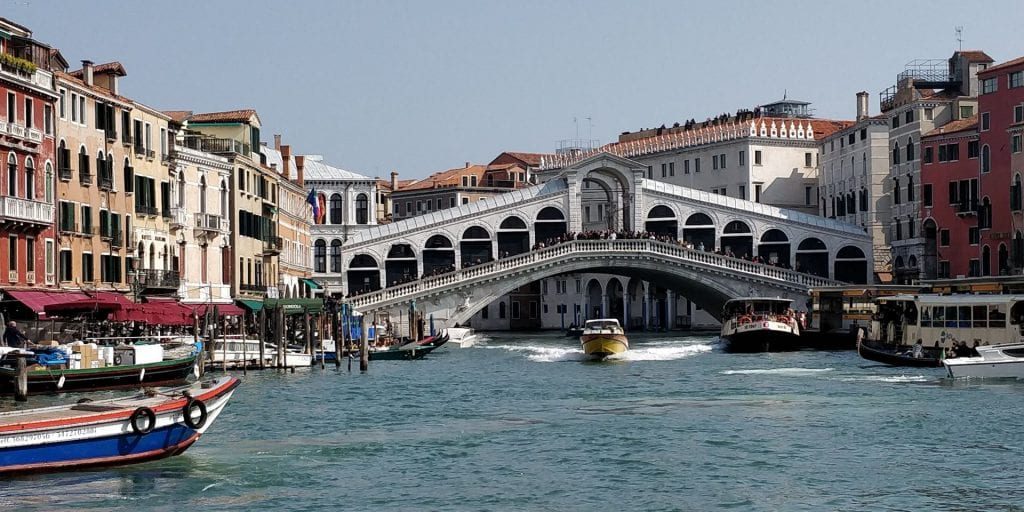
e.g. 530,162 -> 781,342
982,145 -> 991,173
892,142 -> 900,165
24,157 -> 34,200
907,175 -> 914,202
330,239 -> 342,272
906,138 -> 915,161
329,193 -> 343,224
44,162 -> 53,203
355,193 -> 369,224
314,239 -> 326,273
7,153 -> 16,197
95,150 -> 105,185
78,146 -> 89,178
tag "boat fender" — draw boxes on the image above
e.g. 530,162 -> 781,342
129,407 -> 156,434
114,354 -> 123,365
182,398 -> 208,429
57,374 -> 66,390
139,368 -> 146,382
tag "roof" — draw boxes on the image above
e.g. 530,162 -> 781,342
958,50 -> 994,63
261,146 -> 373,182
376,178 -> 419,191
396,164 -> 488,192
0,17 -> 32,36
922,115 -> 978,138
69,61 -> 127,78
162,110 -> 193,124
54,70 -> 133,105
979,55 -> 1024,76
189,109 -> 259,124
490,151 -> 550,167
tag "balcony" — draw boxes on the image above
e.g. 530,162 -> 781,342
194,212 -> 224,233
108,231 -> 123,248
79,172 -> 93,186
25,271 -> 34,284
238,283 -> 266,293
122,134 -> 134,147
135,269 -> 181,290
0,196 -> 54,227
99,175 -> 114,191
133,144 -> 145,156
8,270 -> 16,283
262,235 -> 283,256
27,128 -> 42,143
135,204 -> 158,217
956,200 -> 978,217
8,123 -> 25,138
169,207 -> 187,229
104,128 -> 117,142
58,166 -> 72,181
147,150 -> 155,159
59,222 -> 78,235
183,137 -> 251,157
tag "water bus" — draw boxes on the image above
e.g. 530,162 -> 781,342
720,298 -> 800,352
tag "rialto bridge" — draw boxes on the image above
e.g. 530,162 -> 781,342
339,153 -> 872,324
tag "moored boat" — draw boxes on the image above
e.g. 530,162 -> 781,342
0,376 -> 239,474
720,298 -> 801,352
856,339 -> 943,368
943,342 -> 1024,378
579,319 -> 629,359
444,327 -> 482,348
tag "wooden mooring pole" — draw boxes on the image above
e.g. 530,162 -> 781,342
258,307 -> 266,370
359,314 -> 369,372
193,313 -> 204,377
15,357 -> 28,402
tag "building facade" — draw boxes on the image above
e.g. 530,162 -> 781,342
880,51 -> 991,282
126,102 -> 175,298
390,162 -> 529,222
977,56 -> 1024,275
0,18 -> 58,292
920,116 -> 979,278
818,92 -> 892,279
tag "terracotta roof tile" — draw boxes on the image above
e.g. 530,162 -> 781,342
69,61 -> 127,77
54,70 -> 133,104
979,55 -> 1024,76
162,110 -> 193,124
397,165 -> 488,192
189,109 -> 258,124
922,115 -> 978,138
958,50 -> 994,63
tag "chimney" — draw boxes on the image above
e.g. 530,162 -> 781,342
295,155 -> 305,187
280,145 -> 292,179
465,161 -> 471,169
274,134 -> 282,151
81,60 -> 94,86
855,91 -> 870,121
390,170 -> 398,191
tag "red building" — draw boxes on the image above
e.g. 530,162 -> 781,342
0,18 -> 60,296
920,116 -> 980,278
978,56 -> 1024,275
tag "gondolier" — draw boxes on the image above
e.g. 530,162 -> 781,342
2,321 -> 29,348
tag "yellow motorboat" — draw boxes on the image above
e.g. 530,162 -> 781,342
580,318 -> 629,359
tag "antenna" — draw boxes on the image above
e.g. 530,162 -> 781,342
586,116 -> 593,143
574,117 -> 579,140
955,26 -> 963,51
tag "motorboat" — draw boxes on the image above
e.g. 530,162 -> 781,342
579,319 -> 629,359
208,336 -> 312,369
444,327 -> 482,348
943,342 -> 1024,378
0,376 -> 239,474
857,339 -> 943,368
720,298 -> 801,352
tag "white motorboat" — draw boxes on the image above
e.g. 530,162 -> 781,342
444,327 -> 483,348
208,336 -> 312,368
943,342 -> 1024,379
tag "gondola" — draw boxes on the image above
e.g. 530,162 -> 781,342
367,334 -> 449,361
856,339 -> 943,368
0,353 -> 198,394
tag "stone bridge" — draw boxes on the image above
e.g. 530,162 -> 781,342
339,153 -> 872,323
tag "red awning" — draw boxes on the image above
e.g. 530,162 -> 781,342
190,303 -> 245,317
43,293 -> 132,316
7,290 -> 91,316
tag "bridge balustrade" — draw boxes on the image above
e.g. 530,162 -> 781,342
348,239 -> 840,310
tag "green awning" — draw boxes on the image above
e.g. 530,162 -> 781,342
301,278 -> 322,290
237,299 -> 264,312
263,298 -> 324,314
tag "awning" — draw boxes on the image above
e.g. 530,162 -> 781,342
301,278 -> 322,290
237,299 -> 264,312
263,298 -> 324,314
191,303 -> 246,317
6,290 -> 90,315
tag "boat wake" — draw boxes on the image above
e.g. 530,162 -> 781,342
487,342 -> 714,363
721,367 -> 834,376
837,374 -> 932,383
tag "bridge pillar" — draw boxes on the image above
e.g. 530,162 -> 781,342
601,293 -> 608,318
566,171 -> 583,234
630,168 -> 645,233
666,289 -> 675,329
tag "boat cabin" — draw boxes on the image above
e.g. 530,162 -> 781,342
583,319 -> 623,333
722,298 -> 793,320
874,294 -> 1024,348
810,286 -> 921,333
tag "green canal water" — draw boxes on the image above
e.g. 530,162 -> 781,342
3,332 -> 1024,511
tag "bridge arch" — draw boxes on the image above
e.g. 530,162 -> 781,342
461,226 -> 493,267
720,220 -> 753,258
645,204 -> 678,239
423,234 -> 455,276
834,246 -> 867,284
498,216 -> 530,256
757,228 -> 790,266
347,254 -> 381,294
534,206 -> 567,244
385,243 -> 417,286
683,212 -> 715,250
796,237 -> 829,278
579,164 -> 633,232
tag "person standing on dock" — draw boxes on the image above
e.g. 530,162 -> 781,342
2,321 -> 29,348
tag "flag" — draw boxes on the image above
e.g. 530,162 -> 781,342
317,194 -> 327,224
307,188 -> 319,221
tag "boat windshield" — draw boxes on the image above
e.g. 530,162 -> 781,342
584,320 -> 620,331
723,300 -> 791,317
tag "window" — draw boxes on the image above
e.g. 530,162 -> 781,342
661,163 -> 667,177
145,123 -> 152,152
668,162 -> 675,176
499,302 -> 506,319
329,194 -> 343,224
924,146 -> 933,164
982,77 -> 997,94
1015,105 -> 1024,124
24,158 -> 33,200
23,98 -> 32,128
923,184 -> 932,207
892,143 -> 901,165
848,133 -> 855,145
739,151 -> 745,166
45,239 -> 53,278
78,95 -> 85,126
8,236 -> 17,274
969,227 -> 980,245
924,108 -> 933,121
684,160 -> 690,174
480,305 -> 488,319
470,176 -> 477,187
511,301 -> 520,320
892,115 -> 900,129
461,176 -> 468,187
804,152 -> 812,167
6,92 -> 14,123
44,162 -> 52,202
70,92 -> 78,122
905,110 -> 914,124
893,178 -> 900,205
1011,71 -> 1024,89
860,128 -> 867,140
754,150 -> 762,165
81,253 -> 94,282
330,240 -> 341,272
160,127 -> 167,157
694,158 -> 701,173
719,154 -> 726,168
449,197 -> 455,208
44,104 -> 52,135
939,229 -> 950,246
646,166 -> 652,179
7,153 -> 15,197
58,89 -> 66,119
960,105 -> 974,118
462,197 -> 469,205
754,184 -> 762,203
981,112 -> 990,131
906,139 -> 915,161
859,189 -> 867,211
982,145 -> 991,173
739,185 -> 746,200
894,220 -> 902,241
967,140 -> 978,159
712,155 -> 718,170
59,249 -> 72,281
805,186 -> 812,206
1013,134 -> 1022,154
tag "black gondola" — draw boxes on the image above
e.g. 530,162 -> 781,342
856,339 -> 943,368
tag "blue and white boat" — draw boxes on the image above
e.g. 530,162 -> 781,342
0,376 -> 239,474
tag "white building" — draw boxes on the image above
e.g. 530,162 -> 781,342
818,92 -> 892,280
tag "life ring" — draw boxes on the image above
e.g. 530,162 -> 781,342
129,407 -> 156,434
114,354 -> 123,365
182,398 -> 208,429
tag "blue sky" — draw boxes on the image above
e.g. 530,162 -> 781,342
6,0 -> 1023,179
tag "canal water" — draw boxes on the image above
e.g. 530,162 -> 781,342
3,332 -> 1024,511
